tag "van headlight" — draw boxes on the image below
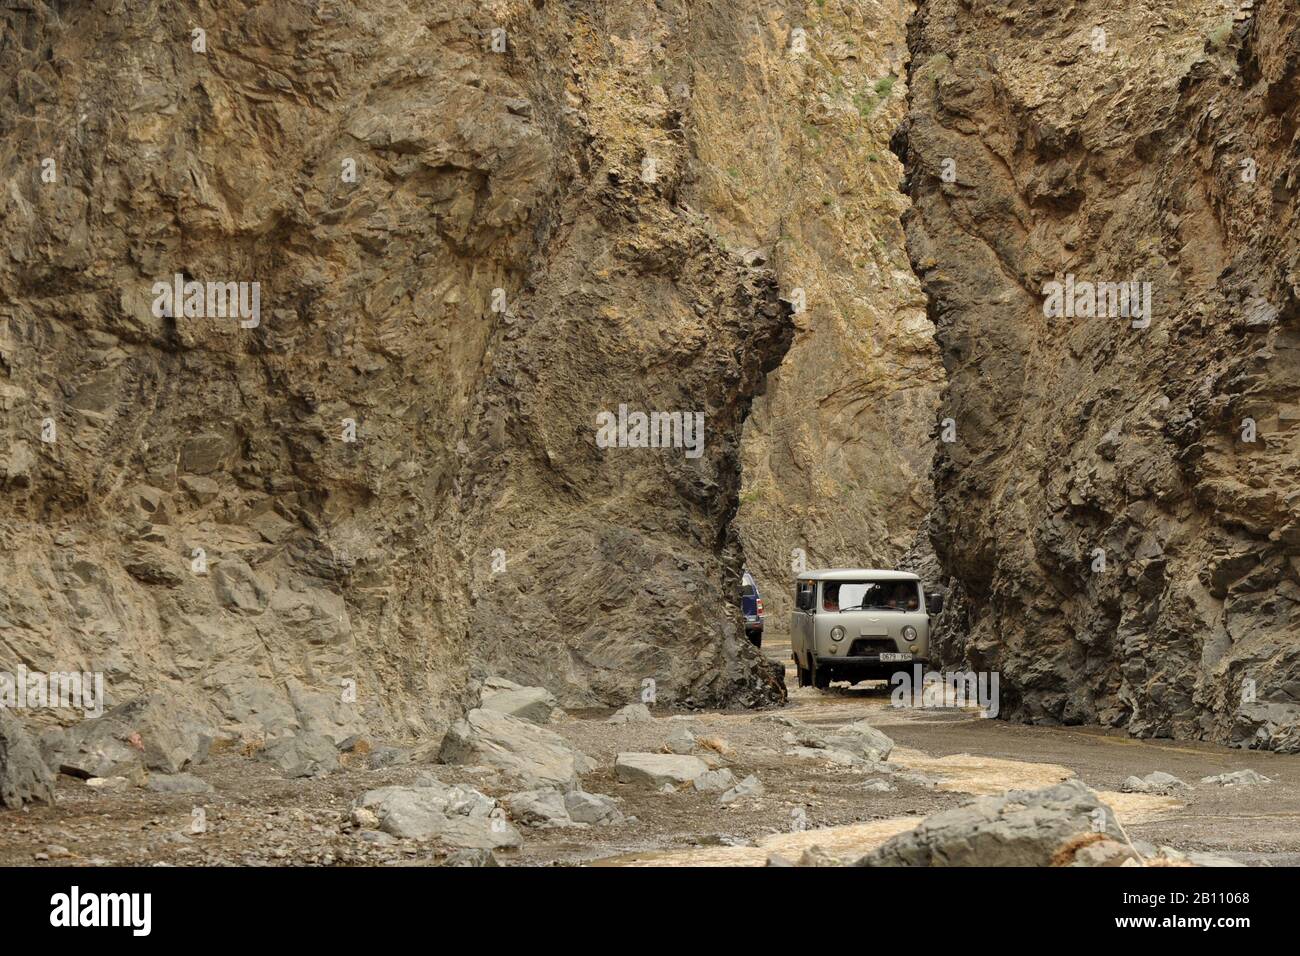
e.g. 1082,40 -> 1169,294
830,626 -> 845,642
902,625 -> 918,641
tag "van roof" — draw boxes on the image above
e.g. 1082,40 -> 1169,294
798,569 -> 920,582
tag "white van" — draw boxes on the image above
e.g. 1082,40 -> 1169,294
790,569 -> 942,689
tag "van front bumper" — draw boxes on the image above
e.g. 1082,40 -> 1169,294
815,654 -> 929,676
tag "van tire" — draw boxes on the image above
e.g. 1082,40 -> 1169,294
811,656 -> 831,690
796,657 -> 811,687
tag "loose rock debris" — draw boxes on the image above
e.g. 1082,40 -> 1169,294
5,675 -> 1286,867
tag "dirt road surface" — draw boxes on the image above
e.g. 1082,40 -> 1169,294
2,635 -> 1295,867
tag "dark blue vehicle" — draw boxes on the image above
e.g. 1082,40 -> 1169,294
741,570 -> 765,647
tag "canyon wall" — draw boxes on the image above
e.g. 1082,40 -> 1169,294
730,0 -> 944,625
901,0 -> 1300,749
0,0 -> 803,745
13,0 -> 1290,758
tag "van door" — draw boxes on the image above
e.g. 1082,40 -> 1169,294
792,580 -> 816,660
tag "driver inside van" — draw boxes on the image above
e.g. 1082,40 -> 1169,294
822,582 -> 839,612
886,582 -> 918,610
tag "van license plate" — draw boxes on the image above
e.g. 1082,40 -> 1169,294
879,653 -> 911,662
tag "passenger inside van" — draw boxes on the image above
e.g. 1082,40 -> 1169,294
820,580 -> 919,612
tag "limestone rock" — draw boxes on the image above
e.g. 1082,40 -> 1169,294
43,694 -> 214,778
606,703 -> 654,725
439,708 -> 583,791
503,789 -> 574,828
353,781 -> 521,849
666,725 -> 696,754
855,781 -> 1125,867
719,774 -> 764,804
480,678 -> 558,725
1200,770 -> 1271,787
614,753 -> 709,789
1121,772 -> 1191,795
0,711 -> 55,810
564,790 -> 625,826
692,768 -> 737,793
261,732 -> 340,779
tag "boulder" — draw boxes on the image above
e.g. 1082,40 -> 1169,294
0,710 -> 55,809
503,788 -> 574,828
261,732 -> 340,778
607,703 -> 655,724
43,694 -> 214,778
1200,769 -> 1271,787
366,746 -> 411,769
785,745 -> 864,766
480,678 -> 558,725
719,773 -> 764,804
693,768 -> 738,793
208,674 -> 300,740
439,708 -> 583,790
614,752 -> 708,789
854,780 -> 1125,867
1062,837 -> 1142,867
797,846 -> 845,867
666,724 -> 696,754
826,720 -> 894,762
781,718 -> 893,764
564,790 -> 624,825
353,780 -> 522,849
1121,771 -> 1190,794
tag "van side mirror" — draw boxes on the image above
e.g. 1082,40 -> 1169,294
795,587 -> 813,612
925,591 -> 944,616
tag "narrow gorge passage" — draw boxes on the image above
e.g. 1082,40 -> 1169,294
0,0 -> 1297,907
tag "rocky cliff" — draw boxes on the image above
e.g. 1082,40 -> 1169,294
7,0 -> 1292,765
731,0 -> 944,625
0,0 -> 803,747
900,0 -> 1300,749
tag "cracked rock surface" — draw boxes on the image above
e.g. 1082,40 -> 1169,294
900,0 -> 1300,749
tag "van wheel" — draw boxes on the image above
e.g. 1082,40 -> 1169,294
796,657 -> 811,687
811,656 -> 831,690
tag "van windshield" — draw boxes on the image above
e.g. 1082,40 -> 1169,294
822,580 -> 919,612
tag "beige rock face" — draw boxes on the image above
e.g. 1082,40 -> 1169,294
901,1 -> 1300,748
0,0 -> 802,744
724,2 -> 944,623
14,0 -> 1286,763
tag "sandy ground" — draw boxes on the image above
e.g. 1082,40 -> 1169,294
2,635 -> 1297,867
